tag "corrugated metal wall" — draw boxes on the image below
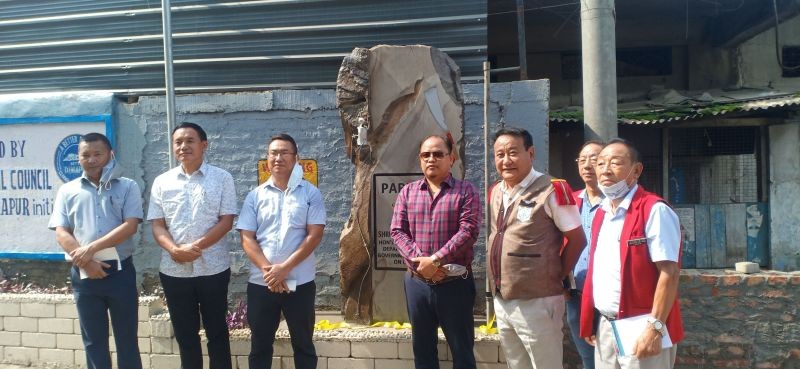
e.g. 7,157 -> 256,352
0,0 -> 486,94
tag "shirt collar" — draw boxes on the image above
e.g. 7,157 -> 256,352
579,188 -> 604,208
265,163 -> 306,192
600,184 -> 639,213
501,168 -> 541,194
176,161 -> 209,178
418,173 -> 455,190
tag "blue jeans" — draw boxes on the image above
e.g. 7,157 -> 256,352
566,292 -> 595,369
247,281 -> 317,369
404,272 -> 476,369
71,257 -> 142,369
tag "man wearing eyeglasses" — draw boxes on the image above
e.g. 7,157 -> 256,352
148,122 -> 238,369
566,140 -> 604,369
236,133 -> 326,369
488,126 -> 586,369
391,135 -> 482,369
580,139 -> 683,369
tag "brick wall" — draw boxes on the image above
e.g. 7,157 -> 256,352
0,294 -> 505,369
3,270 -> 799,369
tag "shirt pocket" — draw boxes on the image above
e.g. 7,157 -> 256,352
110,194 -> 125,219
193,186 -> 222,215
285,198 -> 309,229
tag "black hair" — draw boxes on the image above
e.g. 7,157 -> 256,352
269,133 -> 298,153
493,126 -> 534,150
419,135 -> 453,153
80,133 -> 112,150
172,122 -> 207,141
605,138 -> 641,163
579,140 -> 605,151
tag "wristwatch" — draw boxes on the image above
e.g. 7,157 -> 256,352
431,255 -> 442,267
646,316 -> 666,337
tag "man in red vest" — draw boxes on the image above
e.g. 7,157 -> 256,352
580,138 -> 683,369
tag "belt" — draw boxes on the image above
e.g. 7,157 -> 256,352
599,312 -> 618,321
407,268 -> 469,285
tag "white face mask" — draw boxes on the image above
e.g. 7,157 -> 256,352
598,167 -> 635,200
98,151 -> 116,191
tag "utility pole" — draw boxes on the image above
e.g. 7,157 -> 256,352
580,0 -> 618,141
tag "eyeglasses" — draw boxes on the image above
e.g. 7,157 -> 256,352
419,151 -> 449,160
575,155 -> 598,166
268,150 -> 296,158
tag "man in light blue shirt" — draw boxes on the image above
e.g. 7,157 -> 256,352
49,133 -> 143,369
567,140 -> 604,369
236,133 -> 326,369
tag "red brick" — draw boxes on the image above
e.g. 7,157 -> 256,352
721,275 -> 742,286
727,346 -> 746,357
712,359 -> 750,368
762,290 -> 787,298
756,362 -> 782,369
767,275 -> 788,286
790,348 -> 800,358
790,276 -> 800,285
717,334 -> 749,344
700,275 -> 719,285
711,287 -> 719,297
717,288 -> 741,297
745,276 -> 766,286
780,314 -> 795,322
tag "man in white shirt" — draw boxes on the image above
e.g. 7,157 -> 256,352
148,122 -> 238,369
236,133 -> 326,369
580,138 -> 683,369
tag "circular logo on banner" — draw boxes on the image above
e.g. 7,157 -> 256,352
54,134 -> 83,182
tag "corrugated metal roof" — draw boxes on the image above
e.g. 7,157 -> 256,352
551,89 -> 800,125
0,0 -> 486,94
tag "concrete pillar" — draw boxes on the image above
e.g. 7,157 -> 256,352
768,119 -> 800,271
580,0 -> 618,141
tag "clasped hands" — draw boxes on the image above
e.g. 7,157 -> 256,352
262,263 -> 291,293
170,242 -> 202,263
411,256 -> 446,282
69,244 -> 110,280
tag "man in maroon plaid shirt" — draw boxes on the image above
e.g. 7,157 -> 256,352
391,135 -> 482,369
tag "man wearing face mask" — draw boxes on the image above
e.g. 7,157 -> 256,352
391,135 -> 482,369
580,138 -> 683,369
237,133 -> 326,369
488,127 -> 585,369
49,133 -> 143,369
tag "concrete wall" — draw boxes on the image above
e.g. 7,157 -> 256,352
769,121 -> 800,272
738,14 -> 800,90
0,81 -> 550,307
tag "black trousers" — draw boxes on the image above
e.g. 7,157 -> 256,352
160,269 -> 232,369
404,273 -> 477,369
247,281 -> 317,369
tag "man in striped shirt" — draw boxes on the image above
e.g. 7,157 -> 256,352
391,135 -> 482,369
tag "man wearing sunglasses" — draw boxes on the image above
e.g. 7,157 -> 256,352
391,135 -> 482,369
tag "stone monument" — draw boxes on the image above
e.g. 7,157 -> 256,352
336,45 -> 466,322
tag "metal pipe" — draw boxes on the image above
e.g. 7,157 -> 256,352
580,0 -> 618,141
489,66 -> 521,74
161,0 -> 177,168
516,0 -> 528,80
482,61 -> 493,326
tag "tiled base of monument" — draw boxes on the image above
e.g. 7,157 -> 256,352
0,294 -> 504,369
